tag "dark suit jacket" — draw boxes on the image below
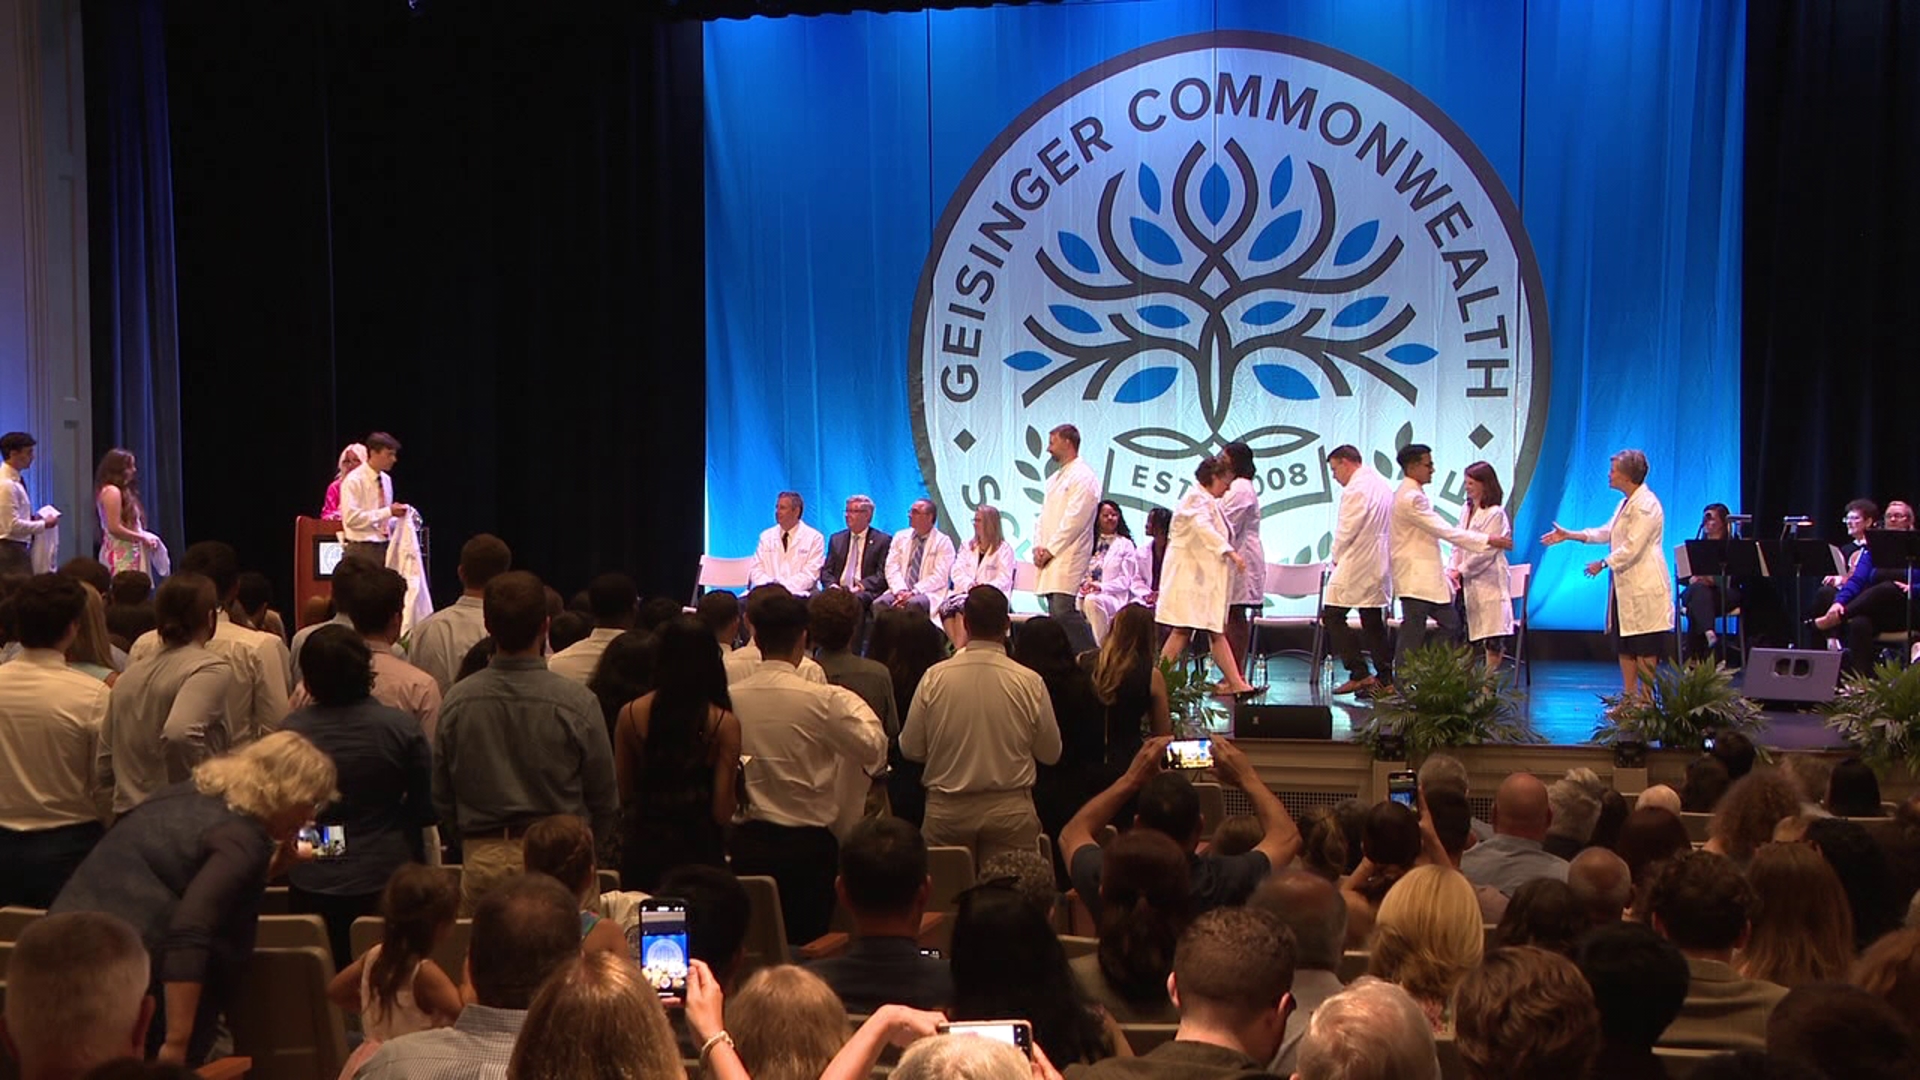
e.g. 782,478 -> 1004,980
821,528 -> 892,594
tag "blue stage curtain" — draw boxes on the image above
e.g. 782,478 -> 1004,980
85,0 -> 185,560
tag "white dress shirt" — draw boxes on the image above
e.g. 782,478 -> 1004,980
1033,457 -> 1101,595
131,612 -> 292,744
724,641 -> 827,685
950,540 -> 1017,596
547,626 -> 624,684
0,462 -> 47,543
900,641 -> 1062,795
338,463 -> 395,543
730,659 -> 887,829
1323,465 -> 1395,608
408,594 -> 488,692
837,528 -> 881,591
289,647 -> 444,745
883,527 -> 958,607
1389,477 -> 1491,605
749,521 -> 827,595
0,649 -> 111,829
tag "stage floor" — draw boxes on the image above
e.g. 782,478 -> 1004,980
1233,654 -> 1847,752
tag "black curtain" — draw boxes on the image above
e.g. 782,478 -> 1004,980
131,0 -> 705,609
1744,0 -> 1920,530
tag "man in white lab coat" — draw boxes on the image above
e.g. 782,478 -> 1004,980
1320,444 -> 1396,695
1389,443 -> 1512,671
1031,424 -> 1101,654
748,490 -> 827,596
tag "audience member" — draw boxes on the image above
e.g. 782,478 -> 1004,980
0,574 -> 111,906
128,542 -> 290,744
1065,736 -> 1300,919
66,582 -> 120,683
613,616 -> 737,891
951,881 -> 1117,1065
871,607 -> 949,826
1614,806 -> 1694,896
408,534 -> 511,691
293,565 -> 442,740
1422,787 -> 1508,923
902,586 -> 1063,864
806,815 -> 953,1011
1208,815 -> 1263,858
1337,801 -> 1421,944
1851,926 -> 1920,1018
1452,946 -> 1601,1080
432,570 -> 618,914
1806,815 -> 1901,949
233,571 -> 284,641
1765,981 -> 1919,1080
454,636 -> 496,682
99,573 -> 232,813
696,589 -> 742,651
1290,979 -> 1438,1080
1826,756 -> 1884,818
548,572 -> 637,683
812,587 -> 901,736
1543,768 -> 1605,860
729,589 -> 887,942
1576,921 -> 1691,1080
1069,907 -> 1297,1080
1682,755 -> 1731,813
104,570 -> 156,648
356,873 -> 583,1080
521,815 -> 629,957
1018,616 -> 1109,870
1088,603 -> 1173,773
504,950 -> 683,1080
1293,807 -> 1348,882
1774,754 -> 1831,817
585,628 -> 656,741
979,849 -> 1062,921
1636,783 -> 1682,814
52,732 -> 338,1066
1493,879 -> 1586,956
1417,752 -> 1492,841
1076,829 -> 1190,1024
1706,771 -> 1801,866
894,1035 -> 1029,1080
1591,789 -> 1630,850
1739,839 -> 1855,988
281,625 -> 436,967
724,584 -> 830,684
1247,870 -> 1347,1076
1367,865 -> 1483,1031
1,911 -> 152,1080
1459,772 -> 1568,897
726,965 -> 851,1080
546,611 -> 592,655
326,864 -> 463,1075
1709,731 -> 1758,783
638,596 -> 683,633
659,864 -> 753,990
1566,847 -> 1632,926
1644,849 -> 1787,1051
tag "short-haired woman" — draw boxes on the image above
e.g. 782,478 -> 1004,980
1155,455 -> 1256,695
1541,449 -> 1672,696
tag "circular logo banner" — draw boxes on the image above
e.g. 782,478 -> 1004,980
910,32 -> 1549,561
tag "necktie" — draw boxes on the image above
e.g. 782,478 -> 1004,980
908,533 -> 927,582
843,532 -> 862,589
782,531 -> 790,552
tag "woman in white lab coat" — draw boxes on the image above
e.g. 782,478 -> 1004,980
940,503 -> 1016,645
1220,442 -> 1267,679
1447,461 -> 1514,668
1156,455 -> 1255,694
1076,500 -> 1142,647
1541,448 -> 1673,696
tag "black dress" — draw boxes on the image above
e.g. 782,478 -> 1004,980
1034,667 -> 1108,882
1102,662 -> 1154,767
619,712 -> 726,892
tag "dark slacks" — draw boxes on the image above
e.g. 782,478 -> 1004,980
1320,605 -> 1393,682
1841,582 -> 1918,673
0,820 -> 105,908
729,819 -> 839,945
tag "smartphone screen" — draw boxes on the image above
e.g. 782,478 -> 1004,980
938,1021 -> 1034,1059
1162,738 -> 1214,770
637,899 -> 690,998
296,824 -> 347,858
1386,771 -> 1418,813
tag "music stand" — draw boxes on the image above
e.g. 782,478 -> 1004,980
1681,539 -> 1761,665
1866,529 -> 1920,643
1758,539 -> 1846,645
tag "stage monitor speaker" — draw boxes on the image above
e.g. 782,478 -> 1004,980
1743,648 -> 1842,703
1234,702 -> 1334,740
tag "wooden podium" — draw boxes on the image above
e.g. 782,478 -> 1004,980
293,517 -> 345,628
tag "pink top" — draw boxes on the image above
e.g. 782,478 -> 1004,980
322,478 -> 344,520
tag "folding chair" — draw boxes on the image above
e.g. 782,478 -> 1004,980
1508,563 -> 1533,683
690,554 -> 754,605
1008,560 -> 1042,622
737,875 -> 791,983
255,914 -> 330,953
1249,561 -> 1328,682
228,946 -> 348,1080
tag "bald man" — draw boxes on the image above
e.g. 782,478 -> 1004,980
1568,848 -> 1632,926
1459,772 -> 1569,897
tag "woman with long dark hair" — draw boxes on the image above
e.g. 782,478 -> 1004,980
1219,442 -> 1266,679
1072,829 -> 1190,1024
1088,604 -> 1171,770
1448,461 -> 1514,667
950,882 -> 1121,1066
613,616 -> 740,891
94,448 -> 159,576
1015,617 -> 1107,874
1075,500 -> 1143,647
871,608 -> 949,826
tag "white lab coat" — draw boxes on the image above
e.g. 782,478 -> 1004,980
1324,465 -> 1395,608
387,511 -> 435,640
1081,535 -> 1143,621
1577,484 -> 1674,636
1033,457 -> 1100,595
748,521 -> 827,596
883,527 -> 957,608
1450,505 -> 1514,641
950,540 -> 1017,597
1390,478 -> 1491,605
1156,491 -> 1234,633
1221,477 -> 1267,605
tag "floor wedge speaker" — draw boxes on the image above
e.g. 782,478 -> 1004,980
1234,703 -> 1334,740
1743,648 -> 1842,703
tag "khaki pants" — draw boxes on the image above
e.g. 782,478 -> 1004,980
460,836 -> 525,917
921,789 -> 1041,867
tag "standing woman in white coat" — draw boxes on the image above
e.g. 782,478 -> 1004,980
1156,455 -> 1255,695
1219,442 -> 1267,682
1541,448 -> 1673,696
1448,461 -> 1514,668
1076,500 -> 1141,647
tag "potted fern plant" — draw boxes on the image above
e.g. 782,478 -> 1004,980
1821,660 -> 1920,773
1593,659 -> 1766,753
1157,656 -> 1228,737
1354,642 -> 1539,760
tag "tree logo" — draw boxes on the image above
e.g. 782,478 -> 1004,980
910,32 -> 1549,561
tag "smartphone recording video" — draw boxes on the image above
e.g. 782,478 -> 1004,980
637,899 -> 690,999
1386,770 -> 1418,813
1162,737 -> 1214,770
296,824 -> 347,858
938,1020 -> 1035,1059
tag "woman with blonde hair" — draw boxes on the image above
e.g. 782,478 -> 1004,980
1088,603 -> 1171,769
1738,840 -> 1855,987
506,950 -> 684,1080
65,582 -> 120,683
51,731 -> 338,1066
1367,864 -> 1484,1030
94,448 -> 160,575
940,503 -> 1015,645
321,442 -> 367,521
725,965 -> 851,1080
